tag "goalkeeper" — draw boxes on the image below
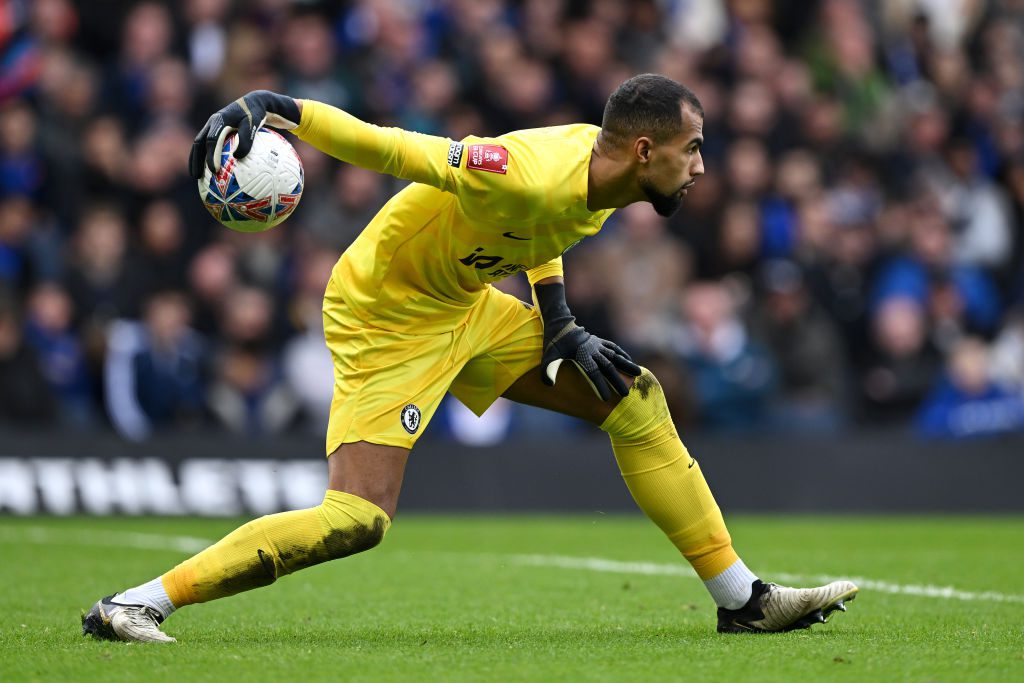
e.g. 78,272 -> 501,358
83,74 -> 857,642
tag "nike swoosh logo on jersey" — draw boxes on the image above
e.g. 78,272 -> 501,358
502,231 -> 531,240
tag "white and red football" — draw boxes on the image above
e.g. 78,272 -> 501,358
198,128 -> 303,233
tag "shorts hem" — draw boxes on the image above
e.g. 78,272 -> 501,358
325,434 -> 417,456
457,364 -> 531,417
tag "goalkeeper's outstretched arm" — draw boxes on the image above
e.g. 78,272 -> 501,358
292,99 -> 457,192
189,91 -> 463,194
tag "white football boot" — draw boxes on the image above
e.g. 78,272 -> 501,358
717,579 -> 859,633
82,594 -> 176,643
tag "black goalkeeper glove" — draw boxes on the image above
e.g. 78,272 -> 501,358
534,282 -> 641,401
189,90 -> 302,179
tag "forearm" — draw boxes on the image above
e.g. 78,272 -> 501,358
292,99 -> 452,189
533,281 -> 574,330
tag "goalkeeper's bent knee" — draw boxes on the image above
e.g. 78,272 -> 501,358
162,490 -> 390,607
601,369 -> 738,580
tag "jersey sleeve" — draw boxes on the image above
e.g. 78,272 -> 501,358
293,100 -> 543,222
526,257 -> 564,286
294,99 -> 453,189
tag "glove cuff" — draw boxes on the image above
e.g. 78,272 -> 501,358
534,282 -> 574,331
252,90 -> 301,127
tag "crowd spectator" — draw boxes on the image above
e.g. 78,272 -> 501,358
1,0 -> 1023,442
104,290 -> 205,440
916,337 -> 1024,438
669,282 -> 776,432
0,291 -> 55,425
23,282 -> 93,427
860,296 -> 941,424
751,259 -> 848,432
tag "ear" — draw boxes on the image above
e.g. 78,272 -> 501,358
633,136 -> 653,165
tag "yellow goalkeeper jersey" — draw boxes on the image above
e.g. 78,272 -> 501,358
294,100 -> 615,334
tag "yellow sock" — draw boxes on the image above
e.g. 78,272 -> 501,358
601,369 -> 739,580
161,490 -> 390,608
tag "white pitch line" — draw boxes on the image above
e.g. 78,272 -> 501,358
2,525 -> 1021,605
500,554 -> 1024,605
0,525 -> 212,554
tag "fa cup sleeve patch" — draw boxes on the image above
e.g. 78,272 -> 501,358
447,141 -> 464,167
467,144 -> 508,174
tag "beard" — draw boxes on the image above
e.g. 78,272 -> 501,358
640,177 -> 684,217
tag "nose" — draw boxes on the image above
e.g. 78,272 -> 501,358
692,152 -> 705,177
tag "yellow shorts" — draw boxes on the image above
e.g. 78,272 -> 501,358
322,280 -> 543,453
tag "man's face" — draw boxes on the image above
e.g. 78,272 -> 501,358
638,104 -> 705,217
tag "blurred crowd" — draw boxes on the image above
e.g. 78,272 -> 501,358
2,0 -> 1024,443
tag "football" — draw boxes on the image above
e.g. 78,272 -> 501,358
198,128 -> 304,233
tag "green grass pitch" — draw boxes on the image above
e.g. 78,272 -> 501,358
1,514 -> 1022,682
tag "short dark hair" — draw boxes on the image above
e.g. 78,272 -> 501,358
600,74 -> 703,146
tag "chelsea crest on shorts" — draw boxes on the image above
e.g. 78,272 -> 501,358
400,404 -> 422,434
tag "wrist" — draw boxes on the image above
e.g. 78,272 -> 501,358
534,282 -> 574,330
269,91 -> 301,125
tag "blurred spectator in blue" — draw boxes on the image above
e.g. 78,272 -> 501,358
208,286 -> 299,435
24,282 -> 94,428
759,149 -> 824,260
0,100 -> 44,197
0,195 -> 35,291
872,200 -> 1001,340
916,337 -> 1024,439
105,290 -> 206,441
860,296 -> 940,424
63,205 -> 145,328
209,344 -> 299,436
107,2 -> 175,128
0,289 -> 55,425
752,260 -> 848,432
0,3 -> 43,102
671,281 -> 776,432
